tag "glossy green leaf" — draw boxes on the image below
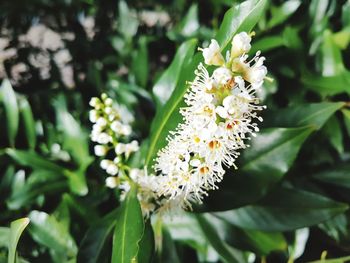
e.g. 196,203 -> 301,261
199,126 -> 314,211
18,97 -> 36,149
28,211 -> 77,261
267,0 -> 301,29
264,102 -> 345,129
321,30 -> 345,76
145,0 -> 268,168
78,209 -> 119,263
54,96 -> 92,166
0,79 -> 19,147
164,212 -> 210,254
6,149 -> 88,195
8,218 -> 30,263
167,4 -> 199,40
302,72 -> 350,96
214,187 -> 348,231
152,39 -> 197,106
0,227 -> 10,247
6,149 -> 65,173
312,164 -> 350,189
198,214 -> 286,256
7,170 -> 65,210
118,1 -> 138,38
196,214 -> 243,263
342,109 -> 350,136
216,0 -> 268,50
132,37 -> 149,87
250,35 -> 285,54
322,116 -> 343,154
138,220 -> 155,263
112,184 -> 144,263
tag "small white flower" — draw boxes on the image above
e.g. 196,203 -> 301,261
89,97 -> 99,107
100,159 -> 110,169
105,176 -> 118,188
212,67 -> 232,86
106,163 -> 119,175
231,32 -> 251,58
89,110 -> 98,123
94,145 -> 107,156
202,39 -> 225,66
115,143 -> 126,155
96,117 -> 107,127
97,132 -> 111,144
245,57 -> 267,85
105,98 -> 113,106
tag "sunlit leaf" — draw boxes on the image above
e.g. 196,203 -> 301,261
8,218 -> 30,263
111,184 -> 144,263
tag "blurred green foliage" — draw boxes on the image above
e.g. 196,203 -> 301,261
1,0 -> 350,262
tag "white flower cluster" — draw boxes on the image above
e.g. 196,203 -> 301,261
89,32 -> 268,215
89,93 -> 139,178
153,32 -> 267,209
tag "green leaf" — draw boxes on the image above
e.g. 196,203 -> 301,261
199,126 -> 313,211
164,212 -> 211,254
117,1 -> 138,38
0,79 -> 19,147
145,0 -> 268,169
28,210 -> 77,261
267,0 -> 301,29
301,72 -> 350,96
167,4 -> 199,40
249,35 -> 285,54
342,109 -> 350,136
112,184 -> 144,263
321,30 -> 345,76
198,214 -> 286,256
131,37 -> 149,87
214,187 -> 348,231
307,255 -> 350,263
6,149 -> 88,195
0,227 -> 10,248
18,97 -> 36,149
152,39 -> 197,107
322,116 -> 343,154
216,0 -> 268,51
312,164 -> 350,189
6,149 -> 65,173
138,220 -> 155,263
264,102 -> 345,129
7,170 -> 66,210
8,218 -> 30,263
78,209 -> 119,263
196,214 -> 244,263
53,95 -> 92,166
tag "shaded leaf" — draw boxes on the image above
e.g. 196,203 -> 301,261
199,126 -> 313,211
78,209 -> 119,263
214,187 -> 348,231
264,102 -> 345,129
138,220 -> 155,263
196,214 -> 244,263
